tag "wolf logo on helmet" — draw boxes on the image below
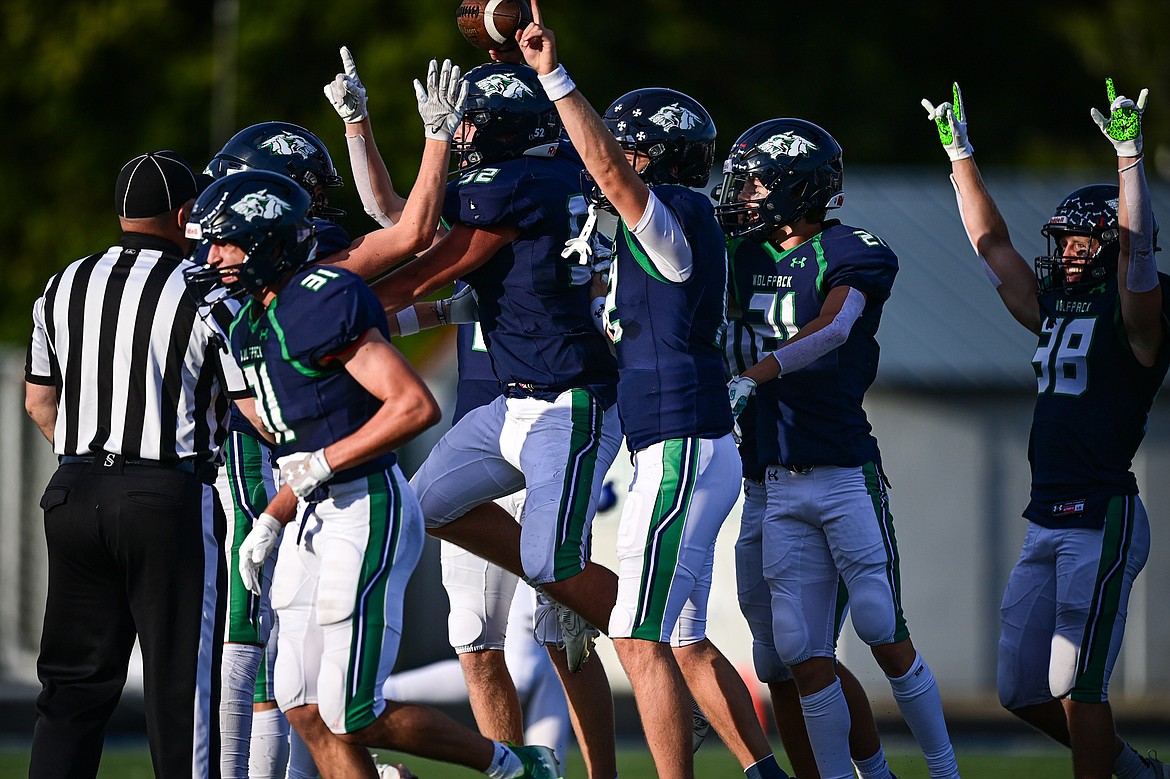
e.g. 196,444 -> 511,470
474,73 -> 535,99
758,132 -> 819,159
648,104 -> 704,132
232,190 -> 293,222
259,131 -> 320,160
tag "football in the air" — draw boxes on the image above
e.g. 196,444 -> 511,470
456,0 -> 533,51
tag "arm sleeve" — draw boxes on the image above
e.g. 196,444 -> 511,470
772,287 -> 866,375
25,295 -> 57,385
346,133 -> 395,229
1122,161 -> 1158,293
950,174 -> 1004,288
207,301 -> 249,397
629,190 -> 693,283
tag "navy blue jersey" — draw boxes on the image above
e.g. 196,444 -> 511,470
445,153 -> 617,405
742,221 -> 898,468
229,264 -> 395,481
454,295 -> 502,425
608,186 -> 732,451
1024,273 -> 1170,529
229,219 -> 352,440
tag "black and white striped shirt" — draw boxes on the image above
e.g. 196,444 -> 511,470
25,232 -> 247,462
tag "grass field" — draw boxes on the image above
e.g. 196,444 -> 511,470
2,740 -> 1150,778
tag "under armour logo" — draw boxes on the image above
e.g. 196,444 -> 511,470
103,453 -> 116,467
790,258 -> 806,268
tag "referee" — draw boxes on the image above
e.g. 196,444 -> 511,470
24,150 -> 249,779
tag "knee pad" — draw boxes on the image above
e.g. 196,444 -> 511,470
752,641 -> 793,684
846,569 -> 897,646
448,607 -> 487,653
771,599 -> 811,665
1049,633 -> 1079,699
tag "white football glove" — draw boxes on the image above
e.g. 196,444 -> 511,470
238,513 -> 282,596
727,376 -> 757,419
1090,77 -> 1148,158
415,58 -> 468,142
438,285 -> 479,325
324,46 -> 369,124
920,82 -> 973,162
563,200 -> 600,265
280,449 -> 334,498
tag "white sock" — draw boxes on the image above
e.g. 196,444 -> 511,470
1114,742 -> 1164,779
888,653 -> 959,779
382,658 -> 469,703
247,708 -> 289,779
800,678 -> 854,779
484,741 -> 523,779
287,725 -> 320,779
854,746 -> 893,779
220,644 -> 263,779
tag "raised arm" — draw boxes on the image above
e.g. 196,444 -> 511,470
1091,77 -> 1164,366
324,46 -> 405,227
516,0 -> 649,226
922,83 -> 1041,333
323,58 -> 467,281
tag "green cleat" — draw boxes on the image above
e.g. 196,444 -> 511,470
511,743 -> 563,779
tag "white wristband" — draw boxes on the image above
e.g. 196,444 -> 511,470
538,65 -> 576,102
590,296 -> 607,334
395,306 -> 420,336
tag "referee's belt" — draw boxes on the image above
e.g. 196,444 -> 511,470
59,453 -> 197,475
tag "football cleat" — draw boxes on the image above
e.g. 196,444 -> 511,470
691,699 -> 710,753
555,602 -> 600,673
510,743 -> 563,779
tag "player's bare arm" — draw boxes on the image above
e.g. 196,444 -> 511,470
371,222 -> 518,314
1093,77 -> 1164,365
325,58 -> 467,281
517,0 -> 650,225
923,83 -> 1041,334
319,329 -> 441,471
24,382 -> 57,443
232,396 -> 277,445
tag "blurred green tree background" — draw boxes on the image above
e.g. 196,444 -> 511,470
2,0 -> 1167,344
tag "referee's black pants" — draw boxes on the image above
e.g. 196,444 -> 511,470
29,458 -> 226,779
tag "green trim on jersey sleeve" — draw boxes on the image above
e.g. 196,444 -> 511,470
266,299 -> 329,378
620,220 -> 672,285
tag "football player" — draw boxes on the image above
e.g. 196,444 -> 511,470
515,5 -> 791,779
922,80 -> 1168,779
718,117 -> 961,779
720,122 -> 899,779
188,168 -> 562,779
366,59 -> 623,779
204,60 -> 468,779
204,118 -> 358,779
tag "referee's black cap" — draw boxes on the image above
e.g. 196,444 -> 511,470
115,150 -> 211,218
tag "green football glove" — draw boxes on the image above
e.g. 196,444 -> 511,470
920,82 -> 973,162
1090,77 -> 1148,157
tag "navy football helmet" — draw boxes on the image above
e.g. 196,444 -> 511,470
602,88 -> 716,188
184,170 -> 315,298
714,118 -> 843,241
455,63 -> 561,169
1034,184 -> 1120,293
206,121 -> 344,219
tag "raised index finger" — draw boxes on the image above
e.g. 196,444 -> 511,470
529,0 -> 543,27
341,46 -> 358,78
1105,76 -> 1117,104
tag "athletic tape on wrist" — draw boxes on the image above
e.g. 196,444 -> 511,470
395,307 -> 420,336
538,65 -> 576,102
